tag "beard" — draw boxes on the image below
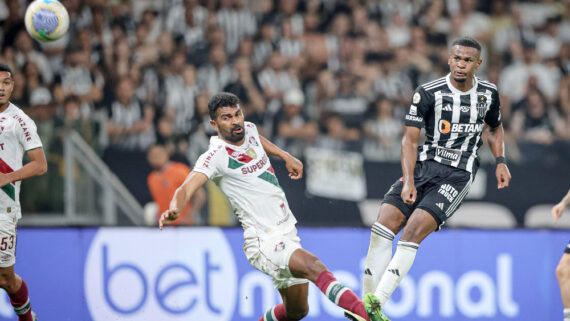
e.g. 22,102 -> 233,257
222,124 -> 245,143
453,77 -> 467,83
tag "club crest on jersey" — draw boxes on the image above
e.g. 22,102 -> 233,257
476,95 -> 488,117
248,136 -> 259,146
246,148 -> 257,159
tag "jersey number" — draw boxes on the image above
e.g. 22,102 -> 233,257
0,236 -> 14,251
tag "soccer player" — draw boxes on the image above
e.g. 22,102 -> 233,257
552,189 -> 570,321
361,37 -> 512,320
160,92 -> 378,321
0,64 -> 46,320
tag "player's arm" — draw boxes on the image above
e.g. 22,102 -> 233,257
485,124 -> 511,189
400,126 -> 420,204
485,90 -> 511,189
552,189 -> 570,222
259,135 -> 303,180
0,148 -> 47,188
159,171 -> 208,229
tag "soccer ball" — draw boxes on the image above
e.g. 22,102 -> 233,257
24,0 -> 70,42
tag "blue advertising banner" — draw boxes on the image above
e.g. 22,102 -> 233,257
0,227 -> 566,320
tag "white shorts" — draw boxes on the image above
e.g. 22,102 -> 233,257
244,228 -> 309,289
0,219 -> 17,268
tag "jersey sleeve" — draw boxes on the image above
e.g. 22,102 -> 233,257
404,86 -> 430,128
17,116 -> 43,151
193,145 -> 224,179
484,89 -> 502,128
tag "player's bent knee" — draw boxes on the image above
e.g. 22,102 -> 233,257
556,261 -> 570,282
0,273 -> 17,292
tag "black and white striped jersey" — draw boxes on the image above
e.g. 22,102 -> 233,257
404,74 -> 501,173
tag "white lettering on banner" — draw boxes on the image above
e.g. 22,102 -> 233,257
238,272 -> 276,317
304,147 -> 366,201
84,228 -> 237,321
384,253 -> 519,318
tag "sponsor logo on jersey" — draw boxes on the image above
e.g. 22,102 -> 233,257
438,184 -> 459,203
436,202 -> 445,210
241,155 -> 269,174
460,105 -> 470,113
438,120 -> 484,134
436,147 -> 462,162
439,120 -> 451,134
405,114 -> 423,122
442,104 -> 452,111
409,105 -> 417,116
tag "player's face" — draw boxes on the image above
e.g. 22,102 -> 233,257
0,72 -> 14,106
448,45 -> 482,83
211,106 -> 245,144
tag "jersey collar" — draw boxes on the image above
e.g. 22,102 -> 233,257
445,73 -> 478,95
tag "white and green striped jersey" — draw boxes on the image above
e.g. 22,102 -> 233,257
194,122 -> 297,237
0,103 -> 43,220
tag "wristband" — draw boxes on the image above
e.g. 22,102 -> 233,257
496,156 -> 506,165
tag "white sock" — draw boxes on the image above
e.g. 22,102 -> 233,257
362,223 -> 395,296
564,308 -> 570,321
374,240 -> 419,306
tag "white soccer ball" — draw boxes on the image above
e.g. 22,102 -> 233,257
24,0 -> 70,42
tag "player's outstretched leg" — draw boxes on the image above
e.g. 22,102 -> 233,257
288,248 -> 374,320
556,252 -> 570,321
0,267 -> 36,321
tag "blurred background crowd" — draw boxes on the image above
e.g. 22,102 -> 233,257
1,0 -> 569,217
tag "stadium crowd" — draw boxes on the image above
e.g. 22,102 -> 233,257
1,0 -> 569,213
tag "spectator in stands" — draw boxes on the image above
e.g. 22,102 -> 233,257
106,76 -> 155,150
273,88 -> 318,157
316,112 -> 361,152
53,46 -> 104,112
511,88 -> 565,145
147,145 -> 206,226
197,44 -> 235,95
13,30 -> 53,84
363,97 -> 403,161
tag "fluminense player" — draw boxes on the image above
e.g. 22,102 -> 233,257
160,92 -> 379,321
552,189 -> 570,321
361,37 -> 512,320
0,64 -> 46,321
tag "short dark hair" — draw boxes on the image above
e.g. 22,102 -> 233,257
0,64 -> 13,78
208,92 -> 240,119
451,36 -> 481,52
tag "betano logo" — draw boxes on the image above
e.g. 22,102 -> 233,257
439,120 -> 484,134
84,228 -> 237,321
381,254 -> 519,318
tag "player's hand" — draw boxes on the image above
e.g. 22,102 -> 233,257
552,202 -> 566,222
401,181 -> 417,205
496,163 -> 511,189
0,174 -> 12,188
284,154 -> 303,180
159,208 -> 180,230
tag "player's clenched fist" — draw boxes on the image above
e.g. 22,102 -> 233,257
159,208 -> 179,230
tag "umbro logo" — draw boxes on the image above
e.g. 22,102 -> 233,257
436,202 -> 444,210
388,269 -> 400,277
442,104 -> 452,111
